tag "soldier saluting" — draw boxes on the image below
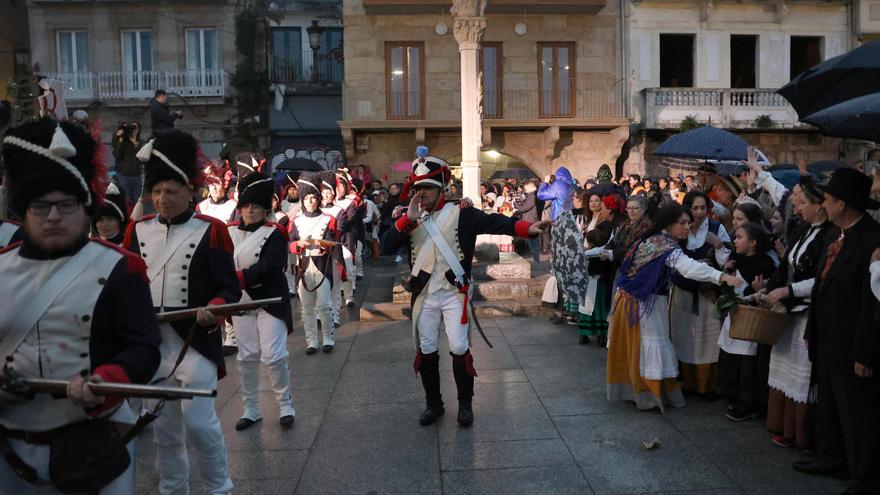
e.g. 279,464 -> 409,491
0,119 -> 161,493
124,130 -> 239,494
383,147 -> 547,427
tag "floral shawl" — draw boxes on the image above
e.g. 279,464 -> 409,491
550,210 -> 589,305
614,232 -> 681,323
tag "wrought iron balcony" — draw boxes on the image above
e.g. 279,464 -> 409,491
268,49 -> 343,86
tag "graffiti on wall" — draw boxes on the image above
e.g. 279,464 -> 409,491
270,147 -> 345,171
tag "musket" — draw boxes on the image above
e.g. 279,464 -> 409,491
156,297 -> 284,323
301,238 -> 343,249
1,370 -> 216,401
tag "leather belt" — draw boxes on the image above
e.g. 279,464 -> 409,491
0,422 -> 129,445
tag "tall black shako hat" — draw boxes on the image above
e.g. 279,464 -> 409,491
400,146 -> 450,202
95,182 -> 128,223
297,171 -> 321,199
236,172 -> 274,211
235,152 -> 264,182
816,166 -> 880,212
139,130 -> 199,190
2,118 -> 108,217
318,171 -> 336,194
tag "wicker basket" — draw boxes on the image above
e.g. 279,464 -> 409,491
728,304 -> 792,345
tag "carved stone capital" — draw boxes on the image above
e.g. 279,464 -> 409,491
453,17 -> 487,48
450,0 -> 488,18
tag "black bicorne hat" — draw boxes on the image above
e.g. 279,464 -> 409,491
95,182 -> 128,223
3,118 -> 106,217
236,172 -> 275,211
139,130 -> 199,190
297,171 -> 321,198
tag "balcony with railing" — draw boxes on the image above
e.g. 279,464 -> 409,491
39,69 -> 226,103
643,87 -> 801,129
269,49 -> 343,86
343,75 -> 625,125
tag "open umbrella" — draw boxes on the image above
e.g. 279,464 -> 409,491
275,157 -> 322,171
489,168 -> 538,180
778,41 -> 880,119
652,126 -> 750,162
800,92 -> 880,142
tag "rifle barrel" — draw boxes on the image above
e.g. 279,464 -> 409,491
22,378 -> 216,399
157,297 -> 284,323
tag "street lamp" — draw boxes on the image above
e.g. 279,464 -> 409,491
306,20 -> 323,82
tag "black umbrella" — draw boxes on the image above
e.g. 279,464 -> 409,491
490,168 -> 538,180
778,41 -> 880,119
275,157 -> 323,171
652,126 -> 749,162
801,92 -> 880,142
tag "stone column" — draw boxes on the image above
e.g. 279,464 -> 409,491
452,1 -> 488,206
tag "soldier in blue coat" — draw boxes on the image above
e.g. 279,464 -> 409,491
383,147 -> 547,427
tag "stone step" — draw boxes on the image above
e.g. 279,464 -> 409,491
359,299 -> 555,322
472,252 -> 532,281
391,277 -> 549,303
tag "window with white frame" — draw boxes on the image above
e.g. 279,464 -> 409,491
57,31 -> 89,72
186,28 -> 219,88
186,29 -> 218,72
122,30 -> 153,73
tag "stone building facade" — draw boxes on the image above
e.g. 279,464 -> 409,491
624,0 -> 870,175
341,0 -> 629,183
25,0 -> 238,152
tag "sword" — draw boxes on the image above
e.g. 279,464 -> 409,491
469,299 -> 493,348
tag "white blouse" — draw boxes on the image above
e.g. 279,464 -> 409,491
669,249 -> 723,285
687,218 -> 731,267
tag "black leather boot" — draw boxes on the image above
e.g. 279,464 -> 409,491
416,351 -> 444,425
451,351 -> 476,427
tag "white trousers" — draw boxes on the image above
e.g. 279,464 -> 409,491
151,324 -> 232,495
233,310 -> 295,420
233,309 -> 289,364
355,240 -> 364,277
417,289 -> 469,355
286,253 -> 298,297
299,275 -> 333,348
341,245 -> 356,301
0,405 -> 137,494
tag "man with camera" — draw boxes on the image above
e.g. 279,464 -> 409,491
149,89 -> 182,137
113,121 -> 142,203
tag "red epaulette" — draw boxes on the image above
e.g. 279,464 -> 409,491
266,222 -> 290,243
195,214 -> 234,252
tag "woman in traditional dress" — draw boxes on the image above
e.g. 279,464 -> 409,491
670,191 -> 732,398
762,177 -> 831,450
564,190 -> 596,325
579,194 -> 626,346
607,203 -> 742,411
